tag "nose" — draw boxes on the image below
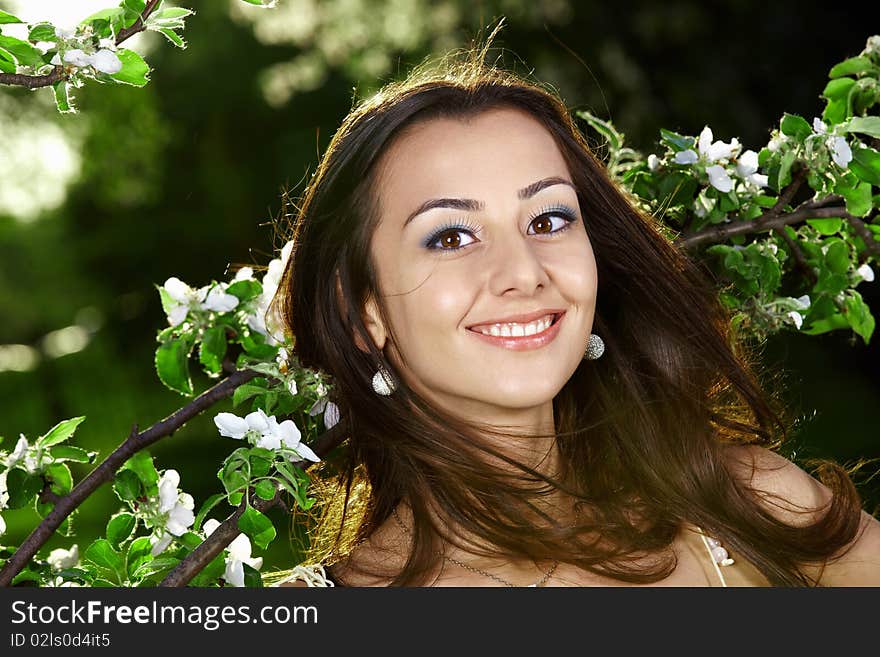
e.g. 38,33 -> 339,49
486,227 -> 551,297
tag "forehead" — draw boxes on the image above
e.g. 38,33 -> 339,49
373,107 -> 571,213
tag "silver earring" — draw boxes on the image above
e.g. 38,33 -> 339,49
583,333 -> 604,360
372,366 -> 396,395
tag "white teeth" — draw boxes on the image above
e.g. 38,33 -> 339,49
473,314 -> 555,337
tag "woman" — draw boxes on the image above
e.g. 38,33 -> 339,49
267,37 -> 880,587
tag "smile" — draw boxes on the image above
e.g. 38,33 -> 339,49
466,312 -> 565,351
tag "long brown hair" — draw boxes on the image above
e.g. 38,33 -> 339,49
269,31 -> 864,586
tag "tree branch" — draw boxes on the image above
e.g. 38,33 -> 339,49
676,202 -> 851,250
115,0 -> 162,46
159,418 -> 350,587
0,0 -> 162,89
0,368 -> 260,587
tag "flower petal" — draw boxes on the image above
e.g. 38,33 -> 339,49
706,165 -> 734,193
214,412 -> 249,439
673,149 -> 698,165
857,264 -> 874,282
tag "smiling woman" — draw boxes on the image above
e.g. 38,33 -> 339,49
264,33 -> 880,587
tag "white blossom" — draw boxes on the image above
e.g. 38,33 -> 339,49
794,294 -> 811,309
98,38 -> 116,50
0,471 -> 8,511
54,26 -> 76,40
234,267 -> 254,281
150,470 -> 195,556
47,545 -> 79,571
827,136 -> 852,168
647,154 -> 660,171
63,49 -> 91,67
324,402 -> 340,430
214,412 -> 250,439
734,150 -> 769,188
698,126 -> 741,162
90,49 -> 122,75
214,409 -> 320,463
767,134 -> 787,152
203,519 -> 263,587
857,263 -> 875,282
162,277 -> 198,327
812,117 -> 827,134
787,311 -> 803,329
867,35 -> 880,56
0,514 -> 5,537
8,435 -> 29,468
50,53 -> 62,65
706,165 -> 734,193
674,149 -> 698,165
200,283 -> 239,313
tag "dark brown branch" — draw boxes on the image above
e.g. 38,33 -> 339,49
0,0 -> 161,89
160,417 -> 350,587
0,65 -> 65,89
676,204 -> 851,250
773,226 -> 817,286
845,213 -> 880,262
0,368 -> 260,587
115,0 -> 162,45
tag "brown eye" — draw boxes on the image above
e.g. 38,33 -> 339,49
532,216 -> 553,234
440,232 -> 462,248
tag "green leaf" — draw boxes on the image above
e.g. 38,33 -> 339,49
106,512 -> 137,549
193,493 -> 227,532
45,463 -> 73,496
243,563 -> 264,587
190,553 -> 226,587
50,445 -> 95,463
37,416 -> 86,448
4,468 -> 43,509
238,505 -> 276,550
576,110 -> 622,152
126,537 -> 153,580
844,291 -> 875,344
0,35 -> 44,67
28,24 -> 57,42
254,479 -> 277,501
226,279 -> 263,302
131,557 -> 180,580
850,146 -> 880,187
801,312 -> 849,335
0,56 -> 15,74
806,218 -> 843,235
233,380 -> 269,407
155,338 -> 193,395
80,8 -> 124,24
829,56 -> 878,79
53,82 -> 74,114
124,451 -> 160,491
151,7 -> 195,21
113,469 -> 141,501
823,239 -> 850,274
780,113 -> 812,140
0,10 -> 22,23
123,0 -> 147,13
842,117 -> 880,139
777,150 -> 796,189
836,180 -> 873,217
85,539 -> 124,574
199,325 -> 228,375
658,128 -> 695,152
823,77 -> 857,101
110,48 -> 150,87
156,27 -> 185,48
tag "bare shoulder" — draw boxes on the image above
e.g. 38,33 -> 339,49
722,444 -> 832,526
722,444 -> 880,585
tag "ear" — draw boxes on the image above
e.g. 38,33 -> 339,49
335,272 -> 386,353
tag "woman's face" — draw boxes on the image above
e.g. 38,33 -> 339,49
362,106 -> 598,425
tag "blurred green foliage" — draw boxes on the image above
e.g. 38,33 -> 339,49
1,0 -> 878,572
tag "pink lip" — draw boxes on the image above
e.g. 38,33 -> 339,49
466,312 -> 565,351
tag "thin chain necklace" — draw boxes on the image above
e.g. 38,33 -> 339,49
391,506 -> 559,587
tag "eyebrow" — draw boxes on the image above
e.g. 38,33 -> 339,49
403,176 -> 576,229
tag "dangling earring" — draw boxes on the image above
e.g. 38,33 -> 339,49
583,333 -> 604,360
372,366 -> 396,395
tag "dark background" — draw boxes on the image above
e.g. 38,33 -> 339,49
1,0 -> 877,571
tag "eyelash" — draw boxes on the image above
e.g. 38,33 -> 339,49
423,204 -> 579,254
